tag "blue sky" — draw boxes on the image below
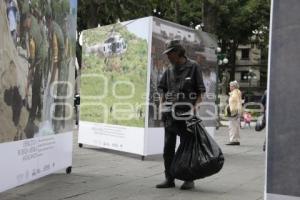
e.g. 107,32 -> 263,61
122,17 -> 151,43
70,0 -> 77,9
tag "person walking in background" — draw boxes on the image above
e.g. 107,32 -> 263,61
156,40 -> 206,190
226,80 -> 243,145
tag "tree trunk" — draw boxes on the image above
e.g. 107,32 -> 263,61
229,42 -> 238,81
202,0 -> 217,33
87,3 -> 98,28
175,0 -> 180,23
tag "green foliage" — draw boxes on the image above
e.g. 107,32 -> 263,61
80,23 -> 148,127
202,0 -> 270,80
213,0 -> 270,44
77,0 -> 270,50
77,0 -> 154,31
77,0 -> 203,31
77,0 -> 271,91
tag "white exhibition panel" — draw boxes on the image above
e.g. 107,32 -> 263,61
144,128 -> 164,155
79,121 -> 145,155
78,124 -> 215,156
79,16 -> 217,157
0,132 -> 73,193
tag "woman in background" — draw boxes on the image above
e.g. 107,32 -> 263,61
226,80 -> 243,145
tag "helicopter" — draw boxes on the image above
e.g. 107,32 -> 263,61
86,28 -> 127,58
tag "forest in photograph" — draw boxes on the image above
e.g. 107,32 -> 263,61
80,23 -> 148,127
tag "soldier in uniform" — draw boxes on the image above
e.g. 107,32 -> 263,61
61,0 -> 72,129
30,0 -> 50,95
22,3 -> 47,138
45,5 -> 65,133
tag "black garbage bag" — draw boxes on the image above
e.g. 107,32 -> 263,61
170,117 -> 225,181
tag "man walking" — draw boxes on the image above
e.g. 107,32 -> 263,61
156,40 -> 206,190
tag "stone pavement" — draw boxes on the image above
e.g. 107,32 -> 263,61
0,126 -> 266,200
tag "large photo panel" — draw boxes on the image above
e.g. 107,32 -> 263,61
143,17 -> 218,156
149,17 -> 218,130
0,0 -> 77,192
79,17 -> 151,154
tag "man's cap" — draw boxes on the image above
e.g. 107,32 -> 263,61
162,39 -> 183,54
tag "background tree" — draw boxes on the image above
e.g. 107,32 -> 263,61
76,0 -> 203,66
203,0 -> 271,80
77,0 -> 270,81
77,0 -> 202,31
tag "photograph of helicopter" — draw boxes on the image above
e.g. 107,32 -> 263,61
80,17 -> 150,127
85,28 -> 127,58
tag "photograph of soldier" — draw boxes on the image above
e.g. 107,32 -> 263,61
0,0 -> 76,143
46,3 -> 66,133
22,1 -> 48,137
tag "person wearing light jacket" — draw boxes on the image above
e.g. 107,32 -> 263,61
226,80 -> 243,145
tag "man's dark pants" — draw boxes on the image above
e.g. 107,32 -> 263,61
163,117 -> 189,181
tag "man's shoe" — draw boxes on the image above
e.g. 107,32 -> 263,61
156,180 -> 175,188
226,142 -> 240,145
180,181 -> 195,190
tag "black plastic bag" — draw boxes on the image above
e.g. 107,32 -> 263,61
170,117 -> 225,181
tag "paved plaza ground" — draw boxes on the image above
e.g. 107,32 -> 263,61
1,125 -> 266,200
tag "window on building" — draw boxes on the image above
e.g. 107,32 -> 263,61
241,49 -> 250,60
